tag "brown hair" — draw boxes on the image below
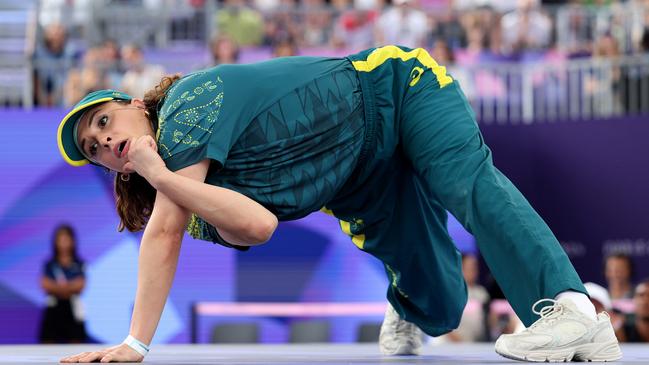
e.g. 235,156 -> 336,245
115,74 -> 181,232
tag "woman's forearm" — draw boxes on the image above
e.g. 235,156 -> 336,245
128,229 -> 182,345
151,169 -> 278,246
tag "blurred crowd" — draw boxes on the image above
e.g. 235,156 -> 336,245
30,0 -> 649,108
432,252 -> 649,343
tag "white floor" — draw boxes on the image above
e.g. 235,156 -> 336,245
0,343 -> 647,364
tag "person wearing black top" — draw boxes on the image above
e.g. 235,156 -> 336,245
39,224 -> 87,343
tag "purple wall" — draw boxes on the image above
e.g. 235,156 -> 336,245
481,115 -> 649,284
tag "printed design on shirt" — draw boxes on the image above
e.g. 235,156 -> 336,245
158,76 -> 224,158
212,69 -> 364,220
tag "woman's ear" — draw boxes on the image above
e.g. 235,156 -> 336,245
130,98 -> 146,109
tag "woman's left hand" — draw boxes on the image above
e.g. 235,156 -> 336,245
60,343 -> 144,363
124,135 -> 167,184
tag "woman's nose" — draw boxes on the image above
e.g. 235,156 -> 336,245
102,136 -> 112,148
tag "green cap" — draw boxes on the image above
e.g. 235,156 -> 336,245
57,89 -> 133,166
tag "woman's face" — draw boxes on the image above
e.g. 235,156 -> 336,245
605,257 -> 631,283
75,99 -> 154,173
55,231 -> 74,255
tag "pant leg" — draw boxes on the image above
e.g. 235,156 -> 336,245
359,162 -> 468,337
399,75 -> 587,327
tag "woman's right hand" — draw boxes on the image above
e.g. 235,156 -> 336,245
60,343 -> 144,363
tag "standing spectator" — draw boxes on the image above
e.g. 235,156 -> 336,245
120,44 -> 166,99
375,0 -> 429,48
500,0 -> 552,55
605,253 -> 634,300
615,278 -> 649,342
32,23 -> 76,107
208,35 -> 240,66
215,0 -> 264,46
39,225 -> 87,344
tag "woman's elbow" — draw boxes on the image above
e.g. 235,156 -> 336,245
248,214 -> 278,244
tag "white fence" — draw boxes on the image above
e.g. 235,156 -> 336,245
455,56 -> 649,123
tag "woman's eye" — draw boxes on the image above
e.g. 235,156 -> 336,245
89,142 -> 98,156
98,116 -> 108,127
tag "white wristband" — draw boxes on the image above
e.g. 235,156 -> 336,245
123,335 -> 150,357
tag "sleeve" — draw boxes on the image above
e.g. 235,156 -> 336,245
186,214 -> 250,251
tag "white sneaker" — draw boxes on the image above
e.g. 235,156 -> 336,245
495,298 -> 622,362
379,302 -> 424,356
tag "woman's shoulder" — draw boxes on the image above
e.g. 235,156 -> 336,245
160,68 -> 225,119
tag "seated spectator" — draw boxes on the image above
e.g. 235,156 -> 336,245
446,253 -> 489,342
302,0 -> 333,47
32,23 -> 76,106
605,253 -> 634,300
375,0 -> 429,48
120,44 -> 166,99
272,35 -> 299,57
99,39 -> 125,89
63,47 -> 110,107
330,0 -> 379,50
615,278 -> 649,342
500,0 -> 551,55
427,8 -> 466,50
39,224 -> 87,344
215,0 -> 264,46
584,282 -> 624,330
208,35 -> 240,66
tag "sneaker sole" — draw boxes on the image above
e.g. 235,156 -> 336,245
495,340 -> 622,362
380,344 -> 421,356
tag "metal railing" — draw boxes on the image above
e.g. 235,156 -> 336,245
457,55 -> 649,124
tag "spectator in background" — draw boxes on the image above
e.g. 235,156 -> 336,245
584,282 -> 624,330
375,0 -> 429,48
500,0 -> 552,55
605,253 -> 634,300
302,0 -> 333,47
39,225 -> 87,344
427,7 -> 466,50
272,35 -> 299,57
64,47 -> 110,106
209,35 -> 240,66
615,278 -> 649,342
556,1 -> 594,58
261,0 -> 301,47
120,44 -> 166,99
445,253 -> 489,342
215,0 -> 264,46
330,0 -> 379,50
32,23 -> 76,107
100,39 -> 125,90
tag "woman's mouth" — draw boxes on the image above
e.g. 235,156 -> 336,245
114,140 -> 129,158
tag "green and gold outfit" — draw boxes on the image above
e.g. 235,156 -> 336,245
156,45 -> 587,335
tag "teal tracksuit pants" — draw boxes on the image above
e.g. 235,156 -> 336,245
324,45 -> 587,336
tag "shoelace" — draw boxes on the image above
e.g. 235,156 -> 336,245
528,299 -> 565,330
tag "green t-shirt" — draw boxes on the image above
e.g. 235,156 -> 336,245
156,57 -> 365,248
